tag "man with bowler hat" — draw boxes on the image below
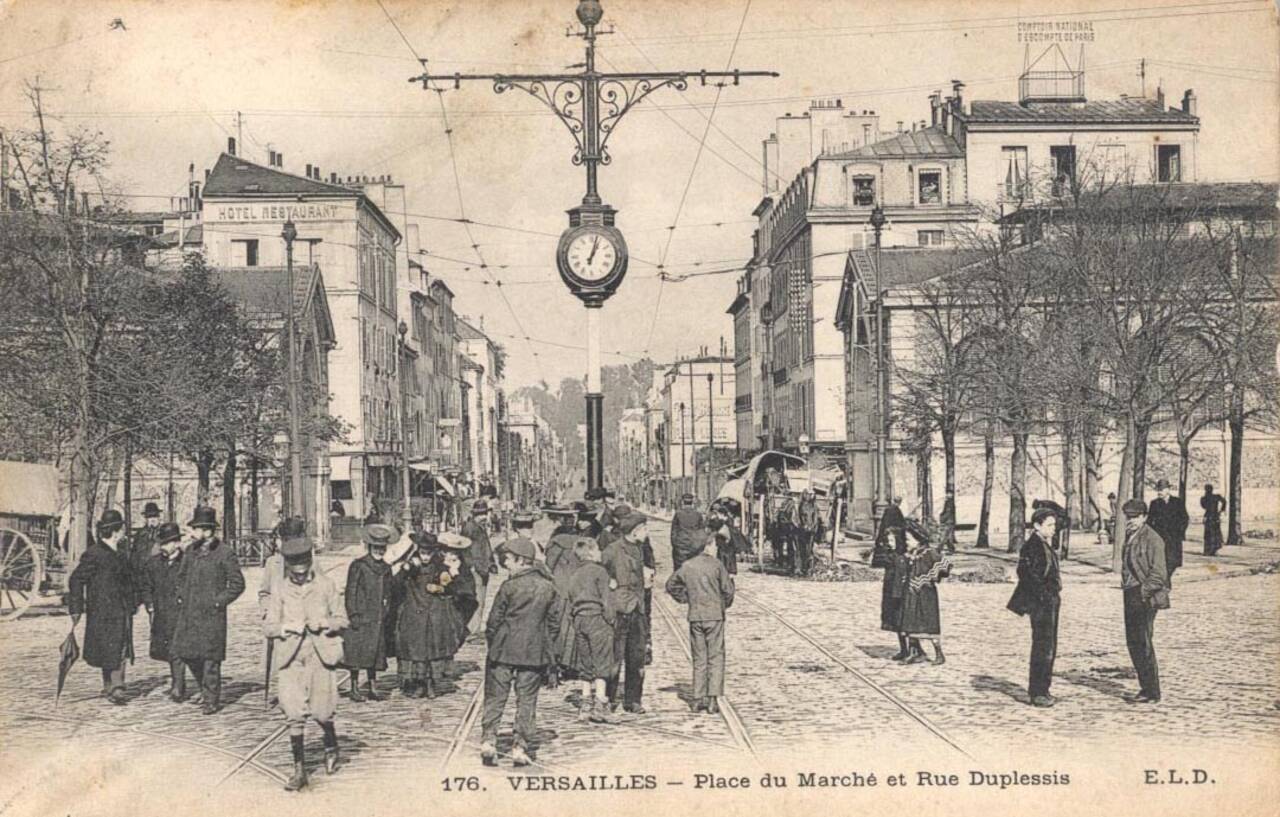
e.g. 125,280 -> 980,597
1007,507 -> 1062,707
130,501 -> 165,576
670,494 -> 706,572
1147,479 -> 1189,582
1121,498 -> 1169,704
172,506 -> 245,715
343,523 -> 395,702
67,509 -> 137,705
461,500 -> 496,634
139,521 -> 188,701
263,526 -> 348,790
481,535 -> 560,768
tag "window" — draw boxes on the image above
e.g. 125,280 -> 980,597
231,239 -> 259,267
1050,145 -> 1076,194
917,170 -> 942,204
1157,145 -> 1182,182
852,176 -> 876,206
1001,146 -> 1028,199
918,230 -> 944,247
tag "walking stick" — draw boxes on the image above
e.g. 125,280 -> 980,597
263,639 -> 274,704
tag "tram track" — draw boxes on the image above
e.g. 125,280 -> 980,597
735,589 -> 974,761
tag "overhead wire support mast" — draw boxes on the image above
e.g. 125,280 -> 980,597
408,0 -> 776,495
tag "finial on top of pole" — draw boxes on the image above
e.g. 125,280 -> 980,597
576,0 -> 604,27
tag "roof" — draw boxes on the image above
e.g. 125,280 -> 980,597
0,460 -> 61,516
1003,182 -> 1279,223
456,318 -> 490,342
109,211 -> 174,224
203,153 -> 356,199
210,265 -> 336,346
960,98 -> 1198,125
151,223 -> 204,247
831,125 -> 962,160
847,248 -> 987,289
726,291 -> 750,315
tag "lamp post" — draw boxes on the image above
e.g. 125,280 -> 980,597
706,372 -> 715,502
678,400 -> 687,499
397,320 -> 413,530
281,219 -> 306,528
411,1 -> 775,498
869,205 -> 888,535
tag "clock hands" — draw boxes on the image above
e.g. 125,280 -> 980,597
587,235 -> 600,266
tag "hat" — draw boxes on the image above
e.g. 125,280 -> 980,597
612,502 -> 633,521
603,488 -> 617,500
1030,507 -> 1057,526
410,530 -> 438,549
619,514 -> 648,535
544,505 -> 575,518
142,502 -> 162,518
96,509 -> 125,535
1122,498 -> 1148,518
471,500 -> 490,515
279,516 -> 306,539
364,523 -> 396,547
438,531 -> 471,550
504,536 -> 536,561
680,493 -> 695,504
1154,478 -> 1171,490
188,506 -> 218,529
512,512 -> 538,528
156,521 -> 182,545
584,487 -> 607,501
281,534 -> 314,563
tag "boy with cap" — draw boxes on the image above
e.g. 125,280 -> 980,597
481,535 -> 560,767
1121,499 -> 1169,704
67,509 -> 137,705
263,528 -> 348,791
139,521 -> 188,701
343,524 -> 395,702
172,506 -> 245,715
1007,507 -> 1062,707
602,514 -> 650,714
670,494 -> 706,572
666,532 -> 735,715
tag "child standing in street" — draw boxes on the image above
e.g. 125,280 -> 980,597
665,536 -> 735,715
567,538 -> 618,724
342,524 -> 395,702
480,536 -> 560,768
898,535 -> 951,666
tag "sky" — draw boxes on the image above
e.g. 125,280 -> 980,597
1,0 -> 1276,391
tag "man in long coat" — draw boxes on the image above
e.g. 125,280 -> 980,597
1120,499 -> 1169,704
1200,484 -> 1226,556
1007,508 -> 1062,707
128,501 -> 164,585
460,501 -> 496,633
343,524 -> 394,701
670,494 -> 706,572
171,506 -> 246,714
139,521 -> 187,701
1147,479 -> 1189,581
67,510 -> 136,705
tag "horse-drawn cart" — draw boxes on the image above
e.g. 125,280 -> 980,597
0,461 -> 64,621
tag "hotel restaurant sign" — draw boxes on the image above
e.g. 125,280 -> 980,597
206,200 -> 352,223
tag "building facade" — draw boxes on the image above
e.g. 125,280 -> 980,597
661,356 -> 736,502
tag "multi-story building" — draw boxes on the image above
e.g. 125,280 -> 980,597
642,367 -> 670,506
504,396 -> 561,506
727,276 -> 754,452
661,355 -> 736,502
618,408 -> 647,500
456,318 -> 505,492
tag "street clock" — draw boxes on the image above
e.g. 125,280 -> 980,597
556,203 -> 628,305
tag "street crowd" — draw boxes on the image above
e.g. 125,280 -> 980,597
59,470 -> 1223,788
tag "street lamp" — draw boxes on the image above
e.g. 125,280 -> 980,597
397,320 -> 413,530
678,400 -> 687,500
281,219 -> 306,530
869,205 -> 888,535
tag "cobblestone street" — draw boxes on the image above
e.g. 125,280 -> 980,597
2,523 -> 1278,813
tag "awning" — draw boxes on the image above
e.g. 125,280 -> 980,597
329,456 -> 351,481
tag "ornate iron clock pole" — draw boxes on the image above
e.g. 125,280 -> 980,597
411,0 -> 776,495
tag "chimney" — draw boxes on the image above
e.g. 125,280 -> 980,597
276,152 -> 283,168
1156,85 -> 1165,110
951,80 -> 966,114
942,97 -> 954,135
1182,89 -> 1197,117
268,149 -> 275,166
330,172 -> 338,183
227,137 -> 237,156
929,91 -> 942,126
305,163 -> 313,178
897,120 -> 904,133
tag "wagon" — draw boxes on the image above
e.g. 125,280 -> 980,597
0,460 -> 63,621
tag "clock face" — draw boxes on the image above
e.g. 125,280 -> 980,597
565,230 -> 619,282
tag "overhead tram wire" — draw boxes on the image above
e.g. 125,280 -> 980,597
373,0 -> 548,383
643,0 -> 755,355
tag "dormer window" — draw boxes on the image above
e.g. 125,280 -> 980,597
852,176 -> 876,207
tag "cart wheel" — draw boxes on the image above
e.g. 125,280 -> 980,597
0,527 -> 44,621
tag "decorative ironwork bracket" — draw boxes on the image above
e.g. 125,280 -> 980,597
493,78 -> 588,164
595,76 -> 688,164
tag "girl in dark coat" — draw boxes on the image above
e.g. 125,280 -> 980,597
171,507 -> 246,715
898,542 -> 951,665
343,525 -> 395,702
139,522 -> 186,701
66,510 -> 136,705
545,526 -> 584,678
566,538 -> 618,723
878,522 -> 920,661
395,545 -> 465,698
